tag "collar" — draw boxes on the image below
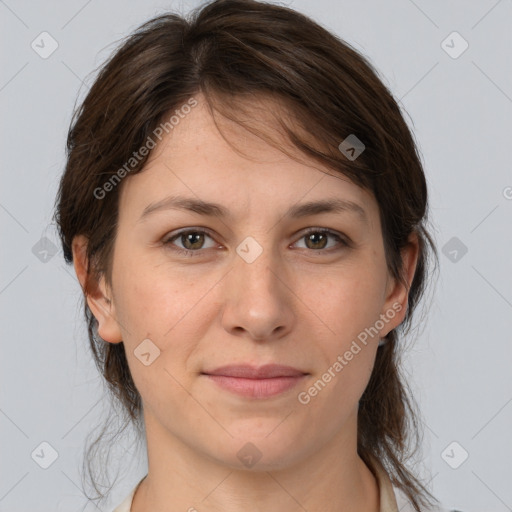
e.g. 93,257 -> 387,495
365,454 -> 400,512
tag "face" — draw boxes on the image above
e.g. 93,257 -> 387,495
75,94 -> 416,471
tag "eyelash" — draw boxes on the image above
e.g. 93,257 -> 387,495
162,227 -> 350,257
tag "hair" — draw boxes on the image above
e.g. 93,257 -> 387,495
53,0 -> 440,509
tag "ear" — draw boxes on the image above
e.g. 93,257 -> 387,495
379,231 -> 420,337
72,235 -> 123,344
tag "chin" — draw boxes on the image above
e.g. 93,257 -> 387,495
209,425 -> 310,471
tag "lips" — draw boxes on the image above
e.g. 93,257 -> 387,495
202,364 -> 308,399
202,364 -> 307,379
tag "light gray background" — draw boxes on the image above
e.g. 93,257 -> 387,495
1,0 -> 511,511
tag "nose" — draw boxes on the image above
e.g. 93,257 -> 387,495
220,244 -> 295,342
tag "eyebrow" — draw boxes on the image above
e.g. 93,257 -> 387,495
138,194 -> 368,224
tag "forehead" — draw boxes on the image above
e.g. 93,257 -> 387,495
117,94 -> 379,227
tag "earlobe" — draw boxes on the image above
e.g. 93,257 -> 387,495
71,235 -> 123,344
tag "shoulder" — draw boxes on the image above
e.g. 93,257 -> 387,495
111,486 -> 137,512
393,485 -> 464,512
111,475 -> 146,512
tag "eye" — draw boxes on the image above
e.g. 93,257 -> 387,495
292,228 -> 349,252
162,228 -> 217,256
162,227 -> 350,257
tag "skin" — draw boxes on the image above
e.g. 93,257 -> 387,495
73,94 -> 419,512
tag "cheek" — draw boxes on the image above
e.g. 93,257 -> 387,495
111,265 -> 206,415
315,265 -> 388,343
304,264 -> 385,397
113,253 -> 202,338
111,257 -> 220,392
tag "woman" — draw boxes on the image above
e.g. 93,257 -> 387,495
54,1 -> 460,510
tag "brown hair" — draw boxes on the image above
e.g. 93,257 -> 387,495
53,0 -> 439,509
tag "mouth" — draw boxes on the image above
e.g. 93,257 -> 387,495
201,364 -> 309,399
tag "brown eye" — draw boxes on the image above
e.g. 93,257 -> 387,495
163,229 -> 216,256
180,231 -> 206,250
295,228 -> 349,252
304,232 -> 329,250
162,227 -> 349,257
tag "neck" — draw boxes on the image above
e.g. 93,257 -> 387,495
132,409 -> 379,512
